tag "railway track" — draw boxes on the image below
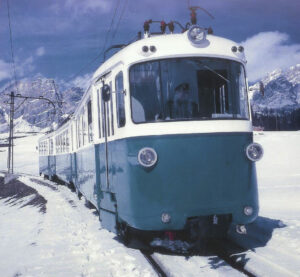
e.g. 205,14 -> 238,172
141,251 -> 168,277
140,236 -> 299,277
140,241 -> 252,277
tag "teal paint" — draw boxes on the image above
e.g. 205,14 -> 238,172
39,155 -> 56,178
49,155 -> 56,178
71,153 -> 77,185
95,143 -> 118,232
109,132 -> 258,231
76,145 -> 97,207
55,153 -> 72,183
40,131 -> 259,234
39,156 -> 48,175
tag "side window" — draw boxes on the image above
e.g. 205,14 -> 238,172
101,89 -> 106,136
62,133 -> 65,153
82,111 -> 85,146
76,116 -> 81,149
66,131 -> 68,152
60,134 -> 63,153
97,89 -> 102,138
99,82 -> 112,137
87,99 -> 93,142
55,137 -> 58,153
71,125 -> 73,152
59,135 -> 62,153
110,81 -> 114,136
80,113 -> 84,147
106,89 -> 111,137
115,72 -> 126,127
49,139 -> 53,155
55,136 -> 59,154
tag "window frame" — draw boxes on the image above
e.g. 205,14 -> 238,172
128,57 -> 250,125
115,71 -> 126,128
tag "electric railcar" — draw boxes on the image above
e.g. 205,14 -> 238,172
38,23 -> 263,243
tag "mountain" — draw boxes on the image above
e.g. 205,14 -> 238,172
1,65 -> 299,133
250,64 -> 300,111
250,64 -> 300,130
0,78 -> 84,133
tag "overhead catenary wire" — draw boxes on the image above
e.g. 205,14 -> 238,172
102,0 -> 121,55
109,0 -> 129,45
66,0 -> 121,83
6,0 -> 19,93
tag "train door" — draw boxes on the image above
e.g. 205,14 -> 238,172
100,79 -> 115,190
70,123 -> 77,186
98,77 -> 117,232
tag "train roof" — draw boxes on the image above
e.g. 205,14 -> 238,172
39,30 -> 247,143
93,31 -> 247,81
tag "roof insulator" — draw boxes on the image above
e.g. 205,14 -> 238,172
207,27 -> 213,34
168,21 -> 175,33
160,21 -> 167,33
143,20 -> 152,33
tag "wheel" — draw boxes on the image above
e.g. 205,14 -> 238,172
76,187 -> 82,200
118,222 -> 131,246
68,182 -> 76,192
84,198 -> 95,209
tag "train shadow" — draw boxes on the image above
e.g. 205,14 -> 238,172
227,216 -> 287,251
206,216 -> 287,270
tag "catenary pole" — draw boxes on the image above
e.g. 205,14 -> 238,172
7,91 -> 14,174
5,92 -> 61,175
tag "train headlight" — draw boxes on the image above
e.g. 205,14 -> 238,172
231,46 -> 238,52
138,147 -> 158,168
244,206 -> 253,216
187,25 -> 206,45
246,143 -> 263,162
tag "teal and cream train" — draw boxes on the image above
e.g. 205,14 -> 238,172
39,24 -> 263,242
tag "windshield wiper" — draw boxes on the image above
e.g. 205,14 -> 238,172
203,65 -> 230,83
190,58 -> 231,83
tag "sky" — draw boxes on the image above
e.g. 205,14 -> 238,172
0,0 -> 300,91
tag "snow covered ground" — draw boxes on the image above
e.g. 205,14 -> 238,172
0,176 -> 157,277
226,131 -> 300,276
0,132 -> 42,175
0,131 -> 299,276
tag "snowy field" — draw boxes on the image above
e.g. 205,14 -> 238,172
0,131 -> 299,276
0,132 -> 42,175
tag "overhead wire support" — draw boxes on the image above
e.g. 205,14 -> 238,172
5,93 -> 61,116
7,91 -> 15,174
4,92 -> 62,176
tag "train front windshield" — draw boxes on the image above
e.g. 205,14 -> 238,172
129,58 -> 249,123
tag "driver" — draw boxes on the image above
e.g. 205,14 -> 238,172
173,83 -> 193,118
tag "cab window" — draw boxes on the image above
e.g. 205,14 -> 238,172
115,71 -> 126,127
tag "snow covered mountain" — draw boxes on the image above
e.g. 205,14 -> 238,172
250,64 -> 300,130
250,64 -> 300,113
0,78 -> 84,133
